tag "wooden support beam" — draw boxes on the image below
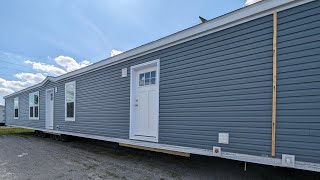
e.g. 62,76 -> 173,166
119,143 -> 191,157
272,11 -> 277,157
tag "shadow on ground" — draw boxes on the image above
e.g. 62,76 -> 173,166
0,133 -> 319,180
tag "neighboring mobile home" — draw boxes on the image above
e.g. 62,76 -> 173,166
0,105 -> 5,125
4,0 -> 320,172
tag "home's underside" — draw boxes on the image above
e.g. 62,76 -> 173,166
4,0 -> 320,172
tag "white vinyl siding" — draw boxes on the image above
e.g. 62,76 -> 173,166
29,91 -> 39,120
14,97 -> 19,119
65,81 -> 76,121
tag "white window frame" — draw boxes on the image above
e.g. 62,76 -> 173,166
29,91 -> 40,120
14,97 -> 19,119
65,81 -> 76,121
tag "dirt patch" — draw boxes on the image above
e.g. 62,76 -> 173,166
0,133 -> 319,180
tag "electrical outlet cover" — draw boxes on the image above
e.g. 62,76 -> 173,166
282,154 -> 295,167
212,147 -> 221,157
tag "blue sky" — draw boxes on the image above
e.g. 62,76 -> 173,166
0,0 -> 255,105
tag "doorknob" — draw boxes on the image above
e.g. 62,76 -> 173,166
135,99 -> 138,106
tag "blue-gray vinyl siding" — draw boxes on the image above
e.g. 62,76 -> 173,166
4,0 -> 319,164
276,0 -> 320,163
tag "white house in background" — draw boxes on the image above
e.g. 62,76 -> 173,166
0,105 -> 5,125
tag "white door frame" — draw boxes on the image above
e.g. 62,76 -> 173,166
46,88 -> 54,129
130,59 -> 160,142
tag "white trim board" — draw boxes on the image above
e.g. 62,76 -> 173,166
3,0 -> 315,99
8,124 -> 320,172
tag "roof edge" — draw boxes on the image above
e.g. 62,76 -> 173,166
3,0 -> 314,99
4,76 -> 55,99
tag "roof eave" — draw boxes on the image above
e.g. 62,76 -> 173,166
3,0 -> 313,99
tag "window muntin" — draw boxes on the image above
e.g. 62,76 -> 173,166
29,91 -> 39,120
14,97 -> 19,119
139,71 -> 156,87
65,81 -> 76,121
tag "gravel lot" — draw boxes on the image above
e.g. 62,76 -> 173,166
0,132 -> 319,180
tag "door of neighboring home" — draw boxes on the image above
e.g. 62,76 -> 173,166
130,60 -> 160,142
46,89 -> 54,129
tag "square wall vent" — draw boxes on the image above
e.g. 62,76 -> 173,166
218,133 -> 229,144
282,154 -> 295,168
122,68 -> 128,77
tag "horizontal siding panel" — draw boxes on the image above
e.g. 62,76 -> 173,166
278,1 -> 320,19
278,12 -> 320,31
162,46 -> 272,75
278,41 -> 320,55
278,26 -> 320,44
276,1 -> 320,163
159,16 -> 272,60
278,47 -> 320,61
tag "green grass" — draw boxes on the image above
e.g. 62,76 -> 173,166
0,127 -> 34,135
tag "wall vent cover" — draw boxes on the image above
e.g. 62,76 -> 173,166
218,133 -> 229,144
282,154 -> 295,167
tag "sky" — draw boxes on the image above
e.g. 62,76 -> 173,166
0,0 -> 261,105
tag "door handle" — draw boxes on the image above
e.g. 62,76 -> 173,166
135,103 -> 139,106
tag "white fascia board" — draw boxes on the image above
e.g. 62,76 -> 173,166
4,0 -> 315,98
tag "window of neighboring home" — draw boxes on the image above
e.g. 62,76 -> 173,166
29,91 -> 39,120
14,97 -> 19,119
65,81 -> 76,121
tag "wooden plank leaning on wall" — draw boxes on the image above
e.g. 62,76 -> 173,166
272,11 -> 277,157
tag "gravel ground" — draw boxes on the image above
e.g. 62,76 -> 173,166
0,133 -> 319,180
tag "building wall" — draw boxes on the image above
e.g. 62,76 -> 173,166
276,0 -> 320,163
0,105 -> 5,124
4,0 -> 319,163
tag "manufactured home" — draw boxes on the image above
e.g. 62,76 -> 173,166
4,0 -> 320,172
0,105 -> 5,125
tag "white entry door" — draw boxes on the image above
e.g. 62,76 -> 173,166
130,60 -> 160,142
46,89 -> 54,129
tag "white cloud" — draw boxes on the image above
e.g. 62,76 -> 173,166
0,73 -> 46,98
24,56 -> 92,75
24,60 -> 66,76
0,88 -> 14,94
0,55 -> 91,101
245,0 -> 262,6
0,73 -> 45,94
0,78 -> 27,90
15,73 -> 46,85
110,50 -> 123,57
55,56 -> 92,72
